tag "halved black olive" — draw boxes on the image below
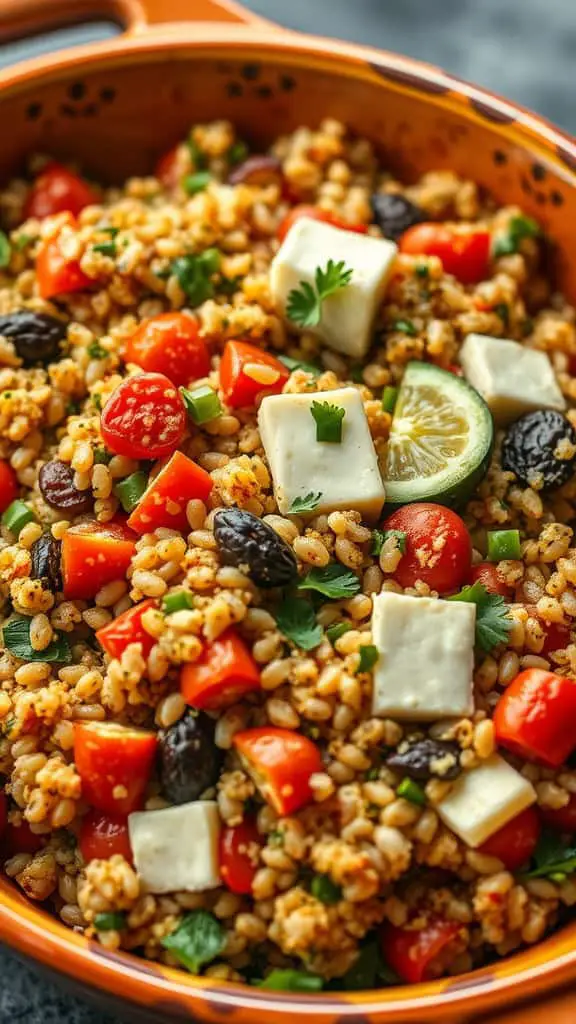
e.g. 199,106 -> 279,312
501,409 -> 576,491
0,311 -> 67,366
386,737 -> 461,781
213,508 -> 298,588
158,713 -> 223,805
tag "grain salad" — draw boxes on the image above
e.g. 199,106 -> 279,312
1,118 -> 576,992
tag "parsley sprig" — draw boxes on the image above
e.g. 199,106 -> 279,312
287,260 -> 353,328
274,596 -> 323,651
525,830 -> 576,880
448,581 -> 512,653
493,214 -> 540,257
298,563 -> 361,600
310,400 -> 346,443
288,491 -> 322,514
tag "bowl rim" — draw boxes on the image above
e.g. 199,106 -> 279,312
0,20 -> 575,1021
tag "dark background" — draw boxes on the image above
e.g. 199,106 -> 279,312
0,0 -> 574,1020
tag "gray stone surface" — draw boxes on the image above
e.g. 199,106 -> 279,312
0,0 -> 573,1020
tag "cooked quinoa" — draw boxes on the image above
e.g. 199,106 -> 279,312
2,117 -> 576,990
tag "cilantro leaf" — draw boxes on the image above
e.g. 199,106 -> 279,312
87,341 -> 107,359
315,259 -> 353,300
161,910 -> 224,973
171,249 -> 221,306
310,400 -> 346,443
372,529 -> 406,556
493,214 -> 540,257
256,969 -> 323,992
278,353 -> 321,377
288,491 -> 322,514
274,596 -> 323,651
356,644 -> 379,674
526,830 -> 576,879
3,616 -> 72,664
298,563 -> 361,599
391,318 -> 417,336
448,581 -> 512,653
94,912 -> 126,931
92,241 -> 116,257
286,260 -> 353,328
326,621 -> 353,645
337,937 -> 399,991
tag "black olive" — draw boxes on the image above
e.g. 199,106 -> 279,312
0,311 -> 67,366
386,737 -> 461,781
30,533 -> 62,592
370,192 -> 424,241
501,409 -> 576,491
158,713 -> 223,805
38,460 -> 93,516
213,508 -> 298,588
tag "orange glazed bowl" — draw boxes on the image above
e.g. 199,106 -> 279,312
1,1 -> 576,1021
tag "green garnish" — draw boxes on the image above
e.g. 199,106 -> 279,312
298,563 -> 361,600
526,830 -> 576,879
113,471 -> 148,513
277,354 -> 322,377
181,385 -> 222,425
397,777 -> 426,806
486,529 -> 521,561
392,318 -> 417,336
93,447 -> 112,465
381,386 -> 398,414
92,241 -> 116,257
218,276 -> 241,297
256,969 -> 323,992
310,400 -> 346,443
187,137 -> 208,170
372,529 -> 406,556
338,937 -> 398,990
183,171 -> 212,195
2,500 -> 35,534
356,645 -> 379,674
449,581 -> 512,653
310,874 -> 342,904
286,260 -> 353,328
494,302 -> 509,327
163,591 -> 194,614
288,491 -> 322,514
171,249 -> 221,306
326,621 -> 353,645
99,226 -> 119,237
161,910 -> 224,973
3,616 -> 72,663
0,230 -> 11,268
493,214 -> 540,257
87,341 -> 107,359
349,364 -> 364,383
414,263 -> 429,279
92,394 -> 102,411
94,912 -> 126,931
227,140 -> 249,165
274,596 -> 323,651
371,530 -> 385,556
14,233 -> 33,251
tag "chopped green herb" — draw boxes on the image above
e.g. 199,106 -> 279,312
187,137 -> 208,170
349,364 -> 364,383
287,260 -> 353,328
274,596 -> 323,651
256,969 -> 323,992
381,386 -> 398,414
92,241 -> 116,257
163,590 -> 194,615
218,275 -> 241,297
486,529 -> 521,561
2,499 -> 35,535
161,910 -> 224,973
310,400 -> 346,443
14,233 -> 33,251
288,491 -> 322,514
171,249 -> 221,306
87,341 -> 107,359
526,830 -> 576,879
93,447 -> 112,465
449,581 -> 512,653
338,937 -> 398,990
493,302 -> 509,327
371,529 -> 386,556
356,644 -> 379,674
99,226 -> 119,237
92,394 -> 102,411
493,214 -> 540,257
377,529 -> 407,556
94,912 -> 126,931
181,384 -> 222,425
298,563 -> 361,600
414,263 -> 429,279
277,353 -> 322,377
183,171 -> 212,195
0,230 -> 11,268
326,621 -> 353,645
3,616 -> 72,664
113,471 -> 148,514
311,874 -> 342,904
392,318 -> 417,336
397,777 -> 426,806
227,140 -> 249,165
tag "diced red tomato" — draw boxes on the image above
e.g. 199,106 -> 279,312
541,793 -> 576,833
96,599 -> 157,660
155,145 -> 183,190
181,629 -> 260,710
125,312 -> 210,388
478,806 -> 541,871
0,790 -> 7,841
494,668 -> 576,768
220,340 -> 289,410
79,809 -> 133,864
277,204 -> 368,244
24,162 -> 98,220
127,450 -> 212,535
36,213 -> 92,299
101,371 -> 186,460
3,819 -> 44,856
467,561 -> 512,598
0,460 -> 18,513
233,727 -> 323,816
382,503 -> 472,594
381,919 -> 461,984
74,721 -> 157,816
399,223 -> 491,285
62,520 -> 136,600
219,817 -> 262,895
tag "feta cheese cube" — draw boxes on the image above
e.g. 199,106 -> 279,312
129,801 -> 220,894
270,217 -> 398,359
460,332 -> 565,425
437,754 -> 537,847
371,592 -> 475,720
258,387 -> 385,520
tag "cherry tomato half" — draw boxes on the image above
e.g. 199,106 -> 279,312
541,793 -> 576,833
181,629 -> 260,710
467,561 -> 512,598
382,503 -> 472,594
494,668 -> 576,768
74,721 -> 157,816
479,806 -> 541,871
381,919 -> 461,984
62,520 -> 136,600
101,371 -> 186,460
24,162 -> 98,220
79,809 -> 133,864
220,340 -> 289,410
125,312 -> 210,388
277,204 -> 368,244
36,213 -> 92,299
0,460 -> 18,514
399,223 -> 491,285
233,727 -> 323,816
219,818 -> 262,895
127,450 -> 212,535
96,599 -> 157,661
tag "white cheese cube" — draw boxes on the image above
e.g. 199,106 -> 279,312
371,592 -> 475,720
437,754 -> 537,847
258,387 -> 385,520
129,801 -> 220,894
270,218 -> 397,359
460,333 -> 565,425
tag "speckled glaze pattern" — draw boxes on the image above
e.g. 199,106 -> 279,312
0,0 -> 575,1021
